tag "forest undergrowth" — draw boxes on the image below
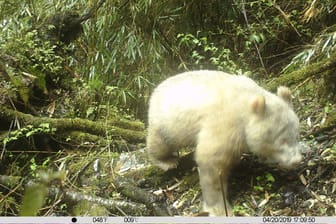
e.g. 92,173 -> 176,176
0,0 -> 335,216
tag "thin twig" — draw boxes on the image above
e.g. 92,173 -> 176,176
219,171 -> 228,216
273,3 -> 301,37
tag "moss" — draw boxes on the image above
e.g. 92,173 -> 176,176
72,200 -> 109,216
266,51 -> 336,91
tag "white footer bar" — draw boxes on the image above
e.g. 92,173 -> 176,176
0,216 -> 332,224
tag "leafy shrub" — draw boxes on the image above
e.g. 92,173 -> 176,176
1,28 -> 69,104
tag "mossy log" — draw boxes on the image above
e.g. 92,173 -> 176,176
266,51 -> 336,91
0,106 -> 145,149
0,174 -> 149,216
49,187 -> 148,215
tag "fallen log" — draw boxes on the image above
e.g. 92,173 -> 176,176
266,51 -> 336,91
0,106 -> 145,150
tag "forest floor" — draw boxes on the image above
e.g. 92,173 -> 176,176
1,81 -> 335,217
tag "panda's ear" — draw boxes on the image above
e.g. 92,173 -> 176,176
250,95 -> 265,115
277,86 -> 292,106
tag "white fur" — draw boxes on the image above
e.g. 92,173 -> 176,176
147,70 -> 303,216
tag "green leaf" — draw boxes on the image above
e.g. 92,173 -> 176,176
266,173 -> 275,182
26,130 -> 36,137
39,123 -> 50,129
324,105 -> 330,114
254,185 -> 264,192
20,183 -> 47,216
